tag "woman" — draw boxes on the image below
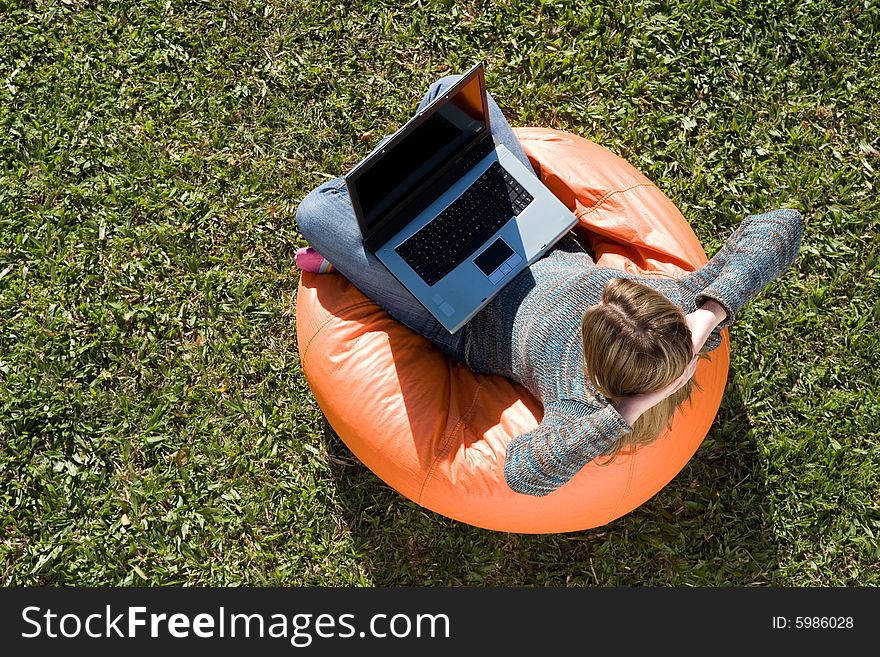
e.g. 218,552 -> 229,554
296,75 -> 803,497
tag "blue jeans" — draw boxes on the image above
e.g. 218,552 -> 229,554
295,76 -> 535,360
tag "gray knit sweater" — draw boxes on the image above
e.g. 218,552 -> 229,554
463,209 -> 804,497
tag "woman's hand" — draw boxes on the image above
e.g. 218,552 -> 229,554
685,298 -> 728,355
613,355 -> 699,426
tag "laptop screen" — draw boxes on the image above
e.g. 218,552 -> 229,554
348,68 -> 488,235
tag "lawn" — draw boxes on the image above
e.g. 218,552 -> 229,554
1,0 -> 878,586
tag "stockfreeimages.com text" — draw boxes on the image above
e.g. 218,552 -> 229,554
21,605 -> 451,646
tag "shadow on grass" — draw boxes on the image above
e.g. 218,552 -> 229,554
320,379 -> 781,586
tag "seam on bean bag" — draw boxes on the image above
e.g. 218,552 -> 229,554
573,181 -> 655,220
574,182 -> 698,278
608,453 -> 638,520
418,377 -> 485,505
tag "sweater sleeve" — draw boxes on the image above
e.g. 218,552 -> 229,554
504,397 -> 633,497
682,209 -> 803,330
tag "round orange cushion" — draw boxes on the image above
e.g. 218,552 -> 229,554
295,127 -> 730,534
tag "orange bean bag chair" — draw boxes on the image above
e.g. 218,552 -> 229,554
295,127 -> 729,534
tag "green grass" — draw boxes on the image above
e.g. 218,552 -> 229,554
1,0 -> 878,586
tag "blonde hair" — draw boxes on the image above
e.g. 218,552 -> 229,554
581,277 -> 697,462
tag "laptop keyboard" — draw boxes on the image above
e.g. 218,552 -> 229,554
395,162 -> 534,286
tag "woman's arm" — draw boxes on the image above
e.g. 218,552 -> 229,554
504,398 -> 632,497
686,298 -> 728,354
615,353 -> 699,425
683,209 -> 804,328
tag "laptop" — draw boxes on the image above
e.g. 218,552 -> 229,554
345,62 -> 578,334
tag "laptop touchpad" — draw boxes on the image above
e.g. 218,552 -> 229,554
474,238 -> 521,285
474,238 -> 513,275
